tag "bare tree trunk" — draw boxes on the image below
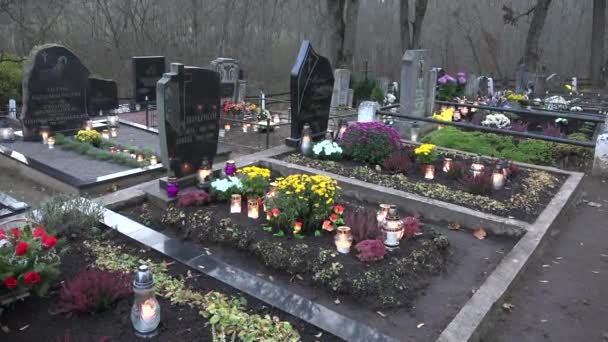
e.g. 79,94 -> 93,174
523,0 -> 552,73
327,0 -> 359,68
591,0 -> 606,88
400,0 -> 410,52
340,0 -> 359,69
411,0 -> 428,48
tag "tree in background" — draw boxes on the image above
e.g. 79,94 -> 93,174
591,0 -> 606,88
503,0 -> 553,74
400,0 -> 429,51
326,0 -> 360,69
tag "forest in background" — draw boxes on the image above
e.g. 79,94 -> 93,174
0,0 -> 602,96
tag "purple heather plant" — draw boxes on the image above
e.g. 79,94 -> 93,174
382,150 -> 412,174
344,209 -> 381,243
340,122 -> 402,165
509,121 -> 529,133
354,240 -> 386,263
438,74 -> 457,84
543,123 -> 563,137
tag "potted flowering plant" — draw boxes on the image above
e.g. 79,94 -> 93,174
266,174 -> 339,238
414,144 -> 439,179
237,166 -> 271,199
210,176 -> 243,201
312,140 -> 343,161
75,130 -> 102,147
436,73 -> 466,101
0,219 -> 61,301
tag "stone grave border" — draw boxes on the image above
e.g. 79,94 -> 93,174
96,145 -> 582,341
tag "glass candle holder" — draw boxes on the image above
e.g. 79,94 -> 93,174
470,156 -> 485,177
197,161 -> 211,188
40,126 -> 49,144
110,127 -> 118,138
107,115 -> 119,127
242,123 -> 249,133
101,129 -> 110,140
382,206 -> 404,248
338,123 -> 348,140
136,154 -> 145,162
166,177 -> 179,198
410,122 -> 420,142
224,123 -> 231,131
492,166 -> 506,190
131,265 -> 160,338
149,156 -> 158,165
423,165 -> 435,180
47,136 -> 55,149
376,204 -> 391,224
442,158 -> 453,172
272,113 -> 281,124
224,160 -> 237,176
85,120 -> 93,130
230,194 -> 242,213
110,147 -> 117,153
334,226 -> 353,254
300,123 -> 312,155
0,125 -> 15,142
247,197 -> 260,219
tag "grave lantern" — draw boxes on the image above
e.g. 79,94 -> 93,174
272,113 -> 281,124
149,156 -> 158,165
47,136 -> 56,149
0,121 -> 15,142
470,156 -> 485,177
242,123 -> 249,133
131,265 -> 160,338
40,125 -> 50,144
136,154 -> 145,162
325,130 -> 334,141
247,197 -> 259,219
376,203 -> 391,224
101,129 -> 110,140
381,205 -> 404,248
197,159 -> 211,190
166,177 -> 179,198
492,165 -> 506,190
84,120 -> 93,131
107,114 -> 119,127
300,123 -> 312,155
224,160 -> 237,177
423,164 -> 435,180
110,127 -> 118,138
337,121 -> 348,140
410,122 -> 420,142
442,158 -> 453,173
224,122 -> 231,132
230,194 -> 242,213
334,226 -> 353,254
263,182 -> 277,212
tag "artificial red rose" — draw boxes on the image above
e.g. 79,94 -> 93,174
23,271 -> 41,285
271,208 -> 280,217
15,241 -> 29,256
11,228 -> 20,240
33,226 -> 47,239
42,235 -> 58,249
3,276 -> 18,289
329,214 -> 338,222
333,205 -> 345,215
322,220 -> 334,232
0,229 -> 5,240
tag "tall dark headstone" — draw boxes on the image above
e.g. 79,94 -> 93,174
133,56 -> 166,103
20,44 -> 90,139
88,77 -> 118,114
157,63 -> 221,178
286,41 -> 334,147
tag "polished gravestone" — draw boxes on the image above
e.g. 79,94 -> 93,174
21,44 -> 90,140
0,192 -> 29,219
132,56 -> 166,103
88,77 -> 118,114
286,40 -> 334,147
157,63 -> 221,179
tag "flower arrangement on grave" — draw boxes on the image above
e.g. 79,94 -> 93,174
312,140 -> 343,161
432,107 -> 455,122
75,130 -> 102,147
481,113 -> 511,129
436,72 -> 466,101
266,174 -> 339,237
505,92 -> 528,106
340,122 -> 402,165
414,144 -> 439,165
223,101 -> 260,117
236,166 -> 271,199
210,176 -> 243,201
0,224 -> 61,297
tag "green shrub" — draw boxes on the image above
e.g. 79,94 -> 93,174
35,194 -> 104,238
0,54 -> 23,106
370,86 -> 385,103
352,78 -> 377,102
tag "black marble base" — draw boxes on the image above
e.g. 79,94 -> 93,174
0,192 -> 29,219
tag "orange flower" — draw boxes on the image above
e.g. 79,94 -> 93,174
293,221 -> 303,234
322,220 -> 334,232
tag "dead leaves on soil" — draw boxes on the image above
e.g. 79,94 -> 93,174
473,228 -> 487,240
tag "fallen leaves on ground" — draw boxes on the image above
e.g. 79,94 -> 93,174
473,228 -> 487,240
502,302 -> 515,312
448,222 -> 461,231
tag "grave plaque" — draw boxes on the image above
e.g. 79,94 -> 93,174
464,73 -> 479,99
427,68 -> 438,116
21,44 -> 90,139
286,41 -> 334,147
211,58 -> 239,104
330,69 -> 351,113
88,77 -> 118,114
157,63 -> 221,178
400,49 -> 430,118
133,56 -> 165,103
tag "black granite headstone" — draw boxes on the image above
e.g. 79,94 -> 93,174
132,56 -> 165,103
20,44 -> 90,139
286,41 -> 334,147
157,63 -> 221,178
88,77 -> 118,114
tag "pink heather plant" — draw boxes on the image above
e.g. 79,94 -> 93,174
339,122 -> 402,164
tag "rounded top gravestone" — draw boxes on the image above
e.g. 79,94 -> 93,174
20,44 -> 90,139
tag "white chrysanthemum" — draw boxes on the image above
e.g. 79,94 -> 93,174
481,113 -> 511,129
211,176 -> 243,192
312,140 -> 343,157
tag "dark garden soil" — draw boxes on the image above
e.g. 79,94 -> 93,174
118,196 -> 518,341
0,230 -> 340,342
275,152 -> 567,222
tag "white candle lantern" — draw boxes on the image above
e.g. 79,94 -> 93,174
242,123 -> 249,133
40,126 -> 50,144
470,156 -> 485,177
338,122 -> 348,140
107,115 -> 119,127
247,197 -> 260,219
136,154 -> 145,162
423,165 -> 436,180
131,265 -> 160,338
272,113 -> 281,124
334,226 -> 353,254
197,159 -> 211,189
47,136 -> 56,149
84,120 -> 93,130
381,205 -> 404,248
410,122 -> 420,142
0,121 -> 15,142
300,123 -> 312,155
230,194 -> 242,213
110,127 -> 118,138
442,158 -> 453,173
492,166 -> 506,190
149,156 -> 158,165
224,123 -> 231,131
376,204 -> 391,224
101,129 -> 110,140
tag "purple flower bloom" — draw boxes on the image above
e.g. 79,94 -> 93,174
457,72 -> 466,78
458,76 -> 467,85
438,74 -> 456,84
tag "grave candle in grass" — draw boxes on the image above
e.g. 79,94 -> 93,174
110,147 -> 117,153
166,177 -> 179,198
382,205 -> 404,248
47,136 -> 55,149
230,194 -> 242,213
131,265 -> 160,338
224,160 -> 237,176
334,226 -> 353,254
136,154 -> 145,162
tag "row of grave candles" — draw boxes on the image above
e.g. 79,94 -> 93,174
423,157 -> 509,190
222,113 -> 282,133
